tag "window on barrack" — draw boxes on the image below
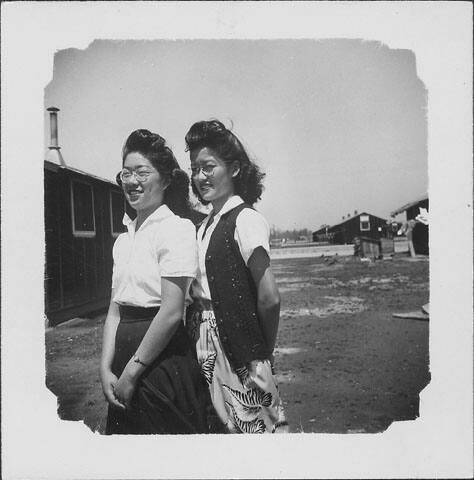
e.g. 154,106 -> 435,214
71,180 -> 96,237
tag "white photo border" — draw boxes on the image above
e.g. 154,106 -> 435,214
1,2 -> 472,479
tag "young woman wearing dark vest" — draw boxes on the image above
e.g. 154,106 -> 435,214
185,120 -> 289,433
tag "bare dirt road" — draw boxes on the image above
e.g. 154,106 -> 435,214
45,254 -> 429,434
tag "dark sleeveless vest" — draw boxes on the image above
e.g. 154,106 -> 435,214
205,203 -> 271,369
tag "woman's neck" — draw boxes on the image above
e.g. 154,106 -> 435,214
136,202 -> 163,230
211,193 -> 234,215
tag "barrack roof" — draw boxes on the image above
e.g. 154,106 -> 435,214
390,194 -> 428,217
44,160 -> 118,186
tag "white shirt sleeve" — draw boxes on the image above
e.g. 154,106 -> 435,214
111,262 -> 117,289
235,209 -> 271,265
111,234 -> 124,289
157,218 -> 198,278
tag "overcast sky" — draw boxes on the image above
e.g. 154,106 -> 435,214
44,39 -> 427,230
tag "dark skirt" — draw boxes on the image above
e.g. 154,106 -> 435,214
105,305 -> 210,435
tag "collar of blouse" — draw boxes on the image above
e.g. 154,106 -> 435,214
207,195 -> 243,222
122,204 -> 174,234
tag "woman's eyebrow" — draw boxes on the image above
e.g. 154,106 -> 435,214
125,164 -> 153,169
194,160 -> 215,165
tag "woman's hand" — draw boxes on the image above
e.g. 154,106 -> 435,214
100,368 -> 126,410
100,299 -> 123,409
113,369 -> 139,410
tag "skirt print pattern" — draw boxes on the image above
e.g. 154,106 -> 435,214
189,309 -> 289,433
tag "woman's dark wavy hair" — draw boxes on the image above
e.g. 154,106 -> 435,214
184,120 -> 265,206
118,129 -> 191,218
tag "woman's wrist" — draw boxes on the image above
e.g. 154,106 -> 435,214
124,355 -> 148,381
100,362 -> 113,376
132,353 -> 150,368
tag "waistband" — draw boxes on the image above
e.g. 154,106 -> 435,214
193,298 -> 213,311
119,305 -> 160,323
200,310 -> 215,322
190,305 -> 215,324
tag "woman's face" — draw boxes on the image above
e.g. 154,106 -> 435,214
122,152 -> 168,214
190,147 -> 237,208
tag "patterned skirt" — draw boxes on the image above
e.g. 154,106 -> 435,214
187,308 -> 289,434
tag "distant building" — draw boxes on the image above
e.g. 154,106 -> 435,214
269,239 -> 284,248
391,194 -> 429,255
312,212 -> 388,244
44,108 -> 127,325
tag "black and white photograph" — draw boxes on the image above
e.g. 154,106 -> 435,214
43,37 -> 431,436
2,2 -> 473,479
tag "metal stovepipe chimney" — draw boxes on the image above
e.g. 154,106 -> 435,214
46,107 -> 65,166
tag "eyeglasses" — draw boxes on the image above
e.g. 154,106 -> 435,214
189,164 -> 216,178
118,168 -> 154,183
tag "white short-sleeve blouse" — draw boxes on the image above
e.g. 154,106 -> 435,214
112,204 -> 198,308
192,195 -> 270,302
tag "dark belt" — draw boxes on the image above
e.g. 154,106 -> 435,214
119,305 -> 160,323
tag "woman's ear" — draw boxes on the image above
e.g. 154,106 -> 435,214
231,161 -> 241,178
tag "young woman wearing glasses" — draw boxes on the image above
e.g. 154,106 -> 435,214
100,129 -> 209,434
185,120 -> 289,433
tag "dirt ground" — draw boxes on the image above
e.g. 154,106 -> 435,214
45,253 -> 430,434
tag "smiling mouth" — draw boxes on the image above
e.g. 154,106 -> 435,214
126,189 -> 143,200
199,184 -> 212,193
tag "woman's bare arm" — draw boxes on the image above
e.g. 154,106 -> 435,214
99,297 -> 124,409
113,277 -> 190,408
247,246 -> 281,354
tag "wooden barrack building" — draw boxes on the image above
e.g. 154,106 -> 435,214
44,107 -> 126,325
